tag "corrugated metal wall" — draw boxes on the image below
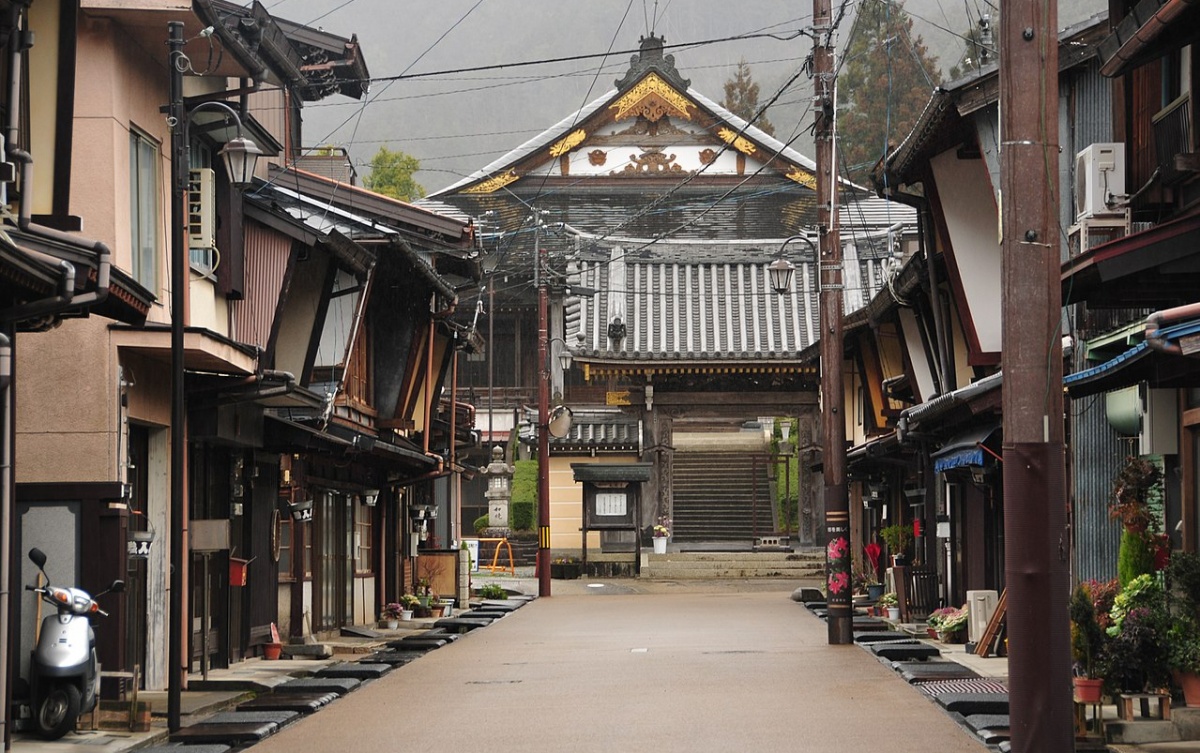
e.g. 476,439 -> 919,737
1065,59 -> 1122,583
231,222 -> 292,351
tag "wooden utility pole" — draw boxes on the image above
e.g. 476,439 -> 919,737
813,0 -> 850,644
999,0 -> 1073,748
535,222 -> 552,597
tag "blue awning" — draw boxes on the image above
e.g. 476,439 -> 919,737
932,423 -> 1000,474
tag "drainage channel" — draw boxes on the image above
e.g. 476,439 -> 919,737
139,597 -> 533,753
801,599 -> 1011,751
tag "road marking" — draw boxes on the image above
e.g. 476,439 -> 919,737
631,648 -> 648,653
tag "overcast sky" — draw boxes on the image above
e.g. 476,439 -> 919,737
268,0 -> 1104,194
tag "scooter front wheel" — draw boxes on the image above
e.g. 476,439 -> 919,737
36,682 -> 80,740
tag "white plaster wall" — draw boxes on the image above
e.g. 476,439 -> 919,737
929,149 -> 1002,356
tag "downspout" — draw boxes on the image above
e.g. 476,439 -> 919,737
1146,302 -> 1200,355
0,333 -> 11,749
449,336 -> 459,545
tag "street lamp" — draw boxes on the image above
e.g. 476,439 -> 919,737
166,20 -> 262,733
769,235 -> 818,295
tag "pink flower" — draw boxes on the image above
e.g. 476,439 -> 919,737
827,536 -> 849,560
829,570 -> 850,594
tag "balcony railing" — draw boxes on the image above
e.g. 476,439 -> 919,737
1152,93 -> 1192,185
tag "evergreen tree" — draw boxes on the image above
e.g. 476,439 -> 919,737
722,59 -> 775,137
838,0 -> 942,184
364,146 -> 425,201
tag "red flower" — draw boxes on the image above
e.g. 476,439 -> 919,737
829,571 -> 850,594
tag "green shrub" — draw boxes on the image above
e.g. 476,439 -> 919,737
511,500 -> 534,531
477,583 -> 508,600
1117,529 -> 1154,588
473,514 -> 489,535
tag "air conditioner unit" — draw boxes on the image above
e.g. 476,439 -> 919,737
1074,143 -> 1125,221
1104,382 -> 1179,455
188,168 -> 216,250
967,589 -> 999,643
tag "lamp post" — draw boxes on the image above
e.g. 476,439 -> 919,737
166,21 -> 261,733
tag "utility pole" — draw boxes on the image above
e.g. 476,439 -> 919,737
535,221 -> 552,597
999,0 -> 1072,749
813,0 -> 850,644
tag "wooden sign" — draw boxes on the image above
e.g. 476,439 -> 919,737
606,391 -> 631,406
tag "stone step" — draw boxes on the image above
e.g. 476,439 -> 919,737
642,567 -> 824,579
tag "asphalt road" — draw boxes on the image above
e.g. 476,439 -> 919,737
250,579 -> 989,752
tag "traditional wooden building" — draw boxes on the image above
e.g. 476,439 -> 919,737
429,35 -> 915,553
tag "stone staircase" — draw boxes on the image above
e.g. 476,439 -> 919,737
671,451 -> 775,543
641,550 -> 825,580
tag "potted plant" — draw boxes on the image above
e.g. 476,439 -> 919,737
880,524 -> 913,566
652,515 -> 671,555
398,593 -> 420,620
1167,551 -> 1200,705
1098,574 -> 1171,697
927,606 -> 968,643
878,591 -> 900,620
1069,581 -> 1107,702
381,602 -> 404,629
1110,456 -> 1163,587
429,592 -> 445,618
550,555 -> 582,580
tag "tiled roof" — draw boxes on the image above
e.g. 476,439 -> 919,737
565,236 -> 898,363
517,408 -> 641,451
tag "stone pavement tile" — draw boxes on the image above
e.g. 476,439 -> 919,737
170,721 -> 278,744
963,713 -> 1010,733
866,641 -> 941,660
853,631 -> 916,643
140,746 -> 231,753
202,711 -> 300,726
273,677 -> 360,695
893,660 -> 980,682
934,692 -> 1010,715
314,662 -> 391,679
433,617 -> 493,632
385,636 -> 447,650
237,692 -> 337,713
364,651 -> 426,665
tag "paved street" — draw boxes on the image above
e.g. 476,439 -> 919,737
249,580 -> 988,753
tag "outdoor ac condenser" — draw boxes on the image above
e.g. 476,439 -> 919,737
967,589 -> 999,643
1074,142 -> 1125,221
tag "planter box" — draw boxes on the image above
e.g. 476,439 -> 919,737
551,563 -> 582,579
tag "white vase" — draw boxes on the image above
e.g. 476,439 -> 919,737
886,607 -> 900,620
400,610 -> 413,621
386,619 -> 399,629
653,537 -> 667,554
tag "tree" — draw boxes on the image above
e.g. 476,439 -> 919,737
722,59 -> 775,137
363,146 -> 425,201
838,0 -> 942,184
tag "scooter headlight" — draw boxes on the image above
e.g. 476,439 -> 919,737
52,589 -> 69,604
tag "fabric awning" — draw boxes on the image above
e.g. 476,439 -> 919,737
932,423 -> 1000,473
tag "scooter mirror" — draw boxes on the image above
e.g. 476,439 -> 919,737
110,580 -> 125,594
28,548 -> 46,570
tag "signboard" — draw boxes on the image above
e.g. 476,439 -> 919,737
606,391 -> 631,406
595,492 -> 628,517
585,487 -> 635,528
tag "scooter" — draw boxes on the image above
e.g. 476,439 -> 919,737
24,547 -> 124,739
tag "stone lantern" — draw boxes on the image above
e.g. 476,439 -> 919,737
483,445 -> 515,533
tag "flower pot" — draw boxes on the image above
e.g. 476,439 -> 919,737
867,583 -> 885,601
438,599 -> 454,617
263,642 -> 283,661
1174,670 -> 1200,707
1073,677 -> 1104,704
400,609 -> 413,621
430,605 -> 446,618
653,537 -> 668,554
886,607 -> 900,620
384,618 -> 400,629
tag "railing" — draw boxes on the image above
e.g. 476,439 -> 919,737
1152,92 -> 1192,184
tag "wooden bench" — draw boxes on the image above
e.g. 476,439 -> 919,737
1114,692 -> 1170,721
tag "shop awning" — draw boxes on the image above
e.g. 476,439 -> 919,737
932,423 -> 1001,473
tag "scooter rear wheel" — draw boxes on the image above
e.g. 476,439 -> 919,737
36,682 -> 80,740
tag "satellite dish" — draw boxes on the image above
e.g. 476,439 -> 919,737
547,405 -> 574,439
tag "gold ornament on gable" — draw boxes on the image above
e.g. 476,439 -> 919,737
550,129 -> 587,157
588,150 -> 607,166
717,128 -> 756,155
463,170 -> 520,194
614,150 -> 685,176
785,167 -> 817,188
609,73 -> 692,123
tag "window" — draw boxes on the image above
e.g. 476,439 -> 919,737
129,130 -> 159,288
355,499 -> 373,573
278,517 -> 293,580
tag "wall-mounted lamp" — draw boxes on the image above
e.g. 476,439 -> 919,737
363,489 -> 379,507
